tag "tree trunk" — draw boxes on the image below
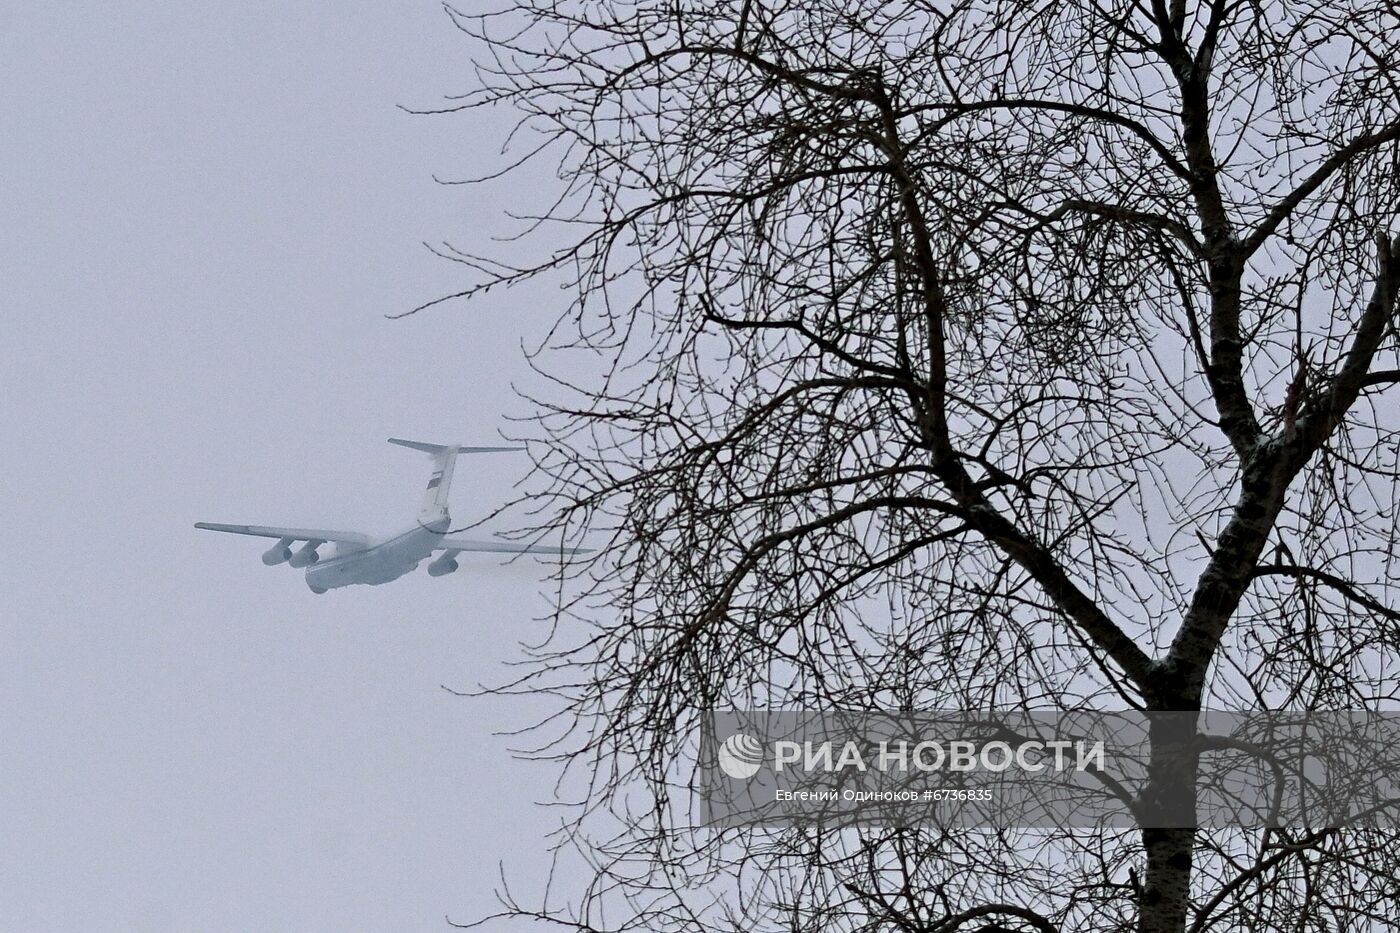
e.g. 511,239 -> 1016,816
1139,827 -> 1195,933
1138,712 -> 1200,933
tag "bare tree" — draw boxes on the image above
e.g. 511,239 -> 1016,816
413,1 -> 1400,931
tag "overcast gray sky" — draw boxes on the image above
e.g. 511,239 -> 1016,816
2,3 -> 578,929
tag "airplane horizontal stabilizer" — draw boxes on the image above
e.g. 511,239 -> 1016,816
387,438 -> 523,454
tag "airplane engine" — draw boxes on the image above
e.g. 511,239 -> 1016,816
261,538 -> 294,566
288,541 -> 322,568
427,553 -> 459,577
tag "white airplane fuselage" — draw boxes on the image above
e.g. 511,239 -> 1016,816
303,515 -> 449,594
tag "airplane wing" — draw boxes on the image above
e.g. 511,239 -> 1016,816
434,536 -> 591,555
194,522 -> 373,548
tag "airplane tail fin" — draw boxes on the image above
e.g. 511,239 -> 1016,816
387,438 -> 524,523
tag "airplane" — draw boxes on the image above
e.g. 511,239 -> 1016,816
196,438 -> 585,593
